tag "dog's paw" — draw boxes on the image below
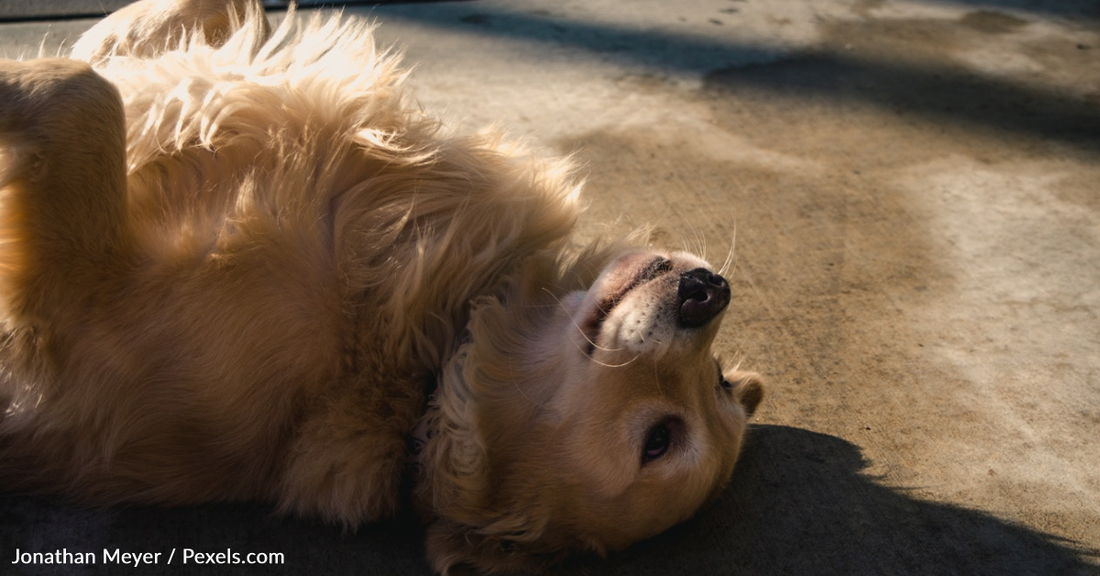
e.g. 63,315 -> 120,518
0,58 -> 122,186
0,58 -> 100,132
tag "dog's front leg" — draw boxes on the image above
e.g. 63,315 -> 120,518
0,58 -> 132,323
276,371 -> 427,527
72,0 -> 270,64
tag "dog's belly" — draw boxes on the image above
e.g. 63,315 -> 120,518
0,230 -> 350,502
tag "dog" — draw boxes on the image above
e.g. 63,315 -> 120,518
0,0 -> 763,573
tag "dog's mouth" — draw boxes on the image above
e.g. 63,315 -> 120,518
582,256 -> 673,355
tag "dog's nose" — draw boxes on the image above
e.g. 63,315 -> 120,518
678,268 -> 731,328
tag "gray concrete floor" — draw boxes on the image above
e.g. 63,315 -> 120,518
2,1 -> 1099,574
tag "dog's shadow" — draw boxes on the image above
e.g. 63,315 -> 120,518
592,425 -> 1097,576
2,425 -> 1095,575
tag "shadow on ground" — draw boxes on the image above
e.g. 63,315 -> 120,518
705,51 -> 1100,153
369,1 -> 1100,151
3,426 -> 1093,575
592,425 -> 1097,576
1,496 -> 429,575
931,0 -> 1100,20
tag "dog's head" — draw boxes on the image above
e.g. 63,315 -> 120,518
413,247 -> 763,574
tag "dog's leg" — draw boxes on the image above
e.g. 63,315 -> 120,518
72,0 -> 269,64
0,58 -> 131,322
277,371 -> 426,526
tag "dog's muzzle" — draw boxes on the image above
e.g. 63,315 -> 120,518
678,268 -> 731,328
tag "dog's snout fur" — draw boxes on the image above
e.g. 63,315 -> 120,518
678,268 -> 731,327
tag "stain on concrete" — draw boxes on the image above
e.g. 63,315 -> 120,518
1054,170 -> 1100,213
960,10 -> 1029,34
852,0 -> 885,19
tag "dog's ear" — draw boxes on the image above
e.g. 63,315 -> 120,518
725,370 -> 764,417
417,347 -> 538,575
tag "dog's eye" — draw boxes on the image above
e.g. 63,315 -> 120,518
643,422 -> 673,462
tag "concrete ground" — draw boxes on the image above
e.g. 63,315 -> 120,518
2,0 -> 1099,574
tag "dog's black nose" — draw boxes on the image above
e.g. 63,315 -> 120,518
678,268 -> 731,328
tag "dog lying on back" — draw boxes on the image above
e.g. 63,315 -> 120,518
0,0 -> 763,572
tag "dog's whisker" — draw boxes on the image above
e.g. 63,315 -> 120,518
590,354 -> 641,369
719,227 -> 737,277
542,288 -> 624,355
682,210 -> 706,260
665,201 -> 699,257
507,361 -> 543,409
681,208 -> 706,262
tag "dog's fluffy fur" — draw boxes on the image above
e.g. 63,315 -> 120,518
0,1 -> 763,573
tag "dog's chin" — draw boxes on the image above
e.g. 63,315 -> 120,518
579,253 -> 671,344
567,249 -> 722,356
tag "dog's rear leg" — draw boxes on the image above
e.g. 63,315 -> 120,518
72,0 -> 270,64
0,59 -> 132,322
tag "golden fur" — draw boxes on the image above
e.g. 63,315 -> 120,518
0,1 -> 763,573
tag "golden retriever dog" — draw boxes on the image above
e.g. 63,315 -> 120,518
0,0 -> 763,572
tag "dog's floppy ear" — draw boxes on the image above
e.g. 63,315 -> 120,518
725,370 -> 765,417
416,343 -> 541,575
